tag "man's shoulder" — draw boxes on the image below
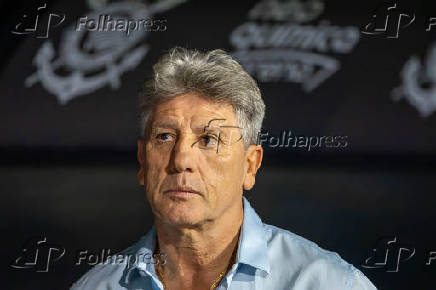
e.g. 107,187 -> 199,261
262,223 -> 376,289
264,223 -> 345,265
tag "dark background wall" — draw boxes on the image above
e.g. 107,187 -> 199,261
1,0 -> 436,289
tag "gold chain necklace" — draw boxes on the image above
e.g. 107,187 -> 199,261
155,244 -> 237,290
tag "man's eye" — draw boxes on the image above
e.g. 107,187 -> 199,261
199,134 -> 218,148
156,133 -> 173,142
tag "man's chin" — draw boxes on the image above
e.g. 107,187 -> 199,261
161,213 -> 205,229
160,202 -> 206,227
167,219 -> 201,229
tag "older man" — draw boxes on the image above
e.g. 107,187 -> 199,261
71,47 -> 376,289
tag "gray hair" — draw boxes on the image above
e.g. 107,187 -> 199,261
138,47 -> 265,147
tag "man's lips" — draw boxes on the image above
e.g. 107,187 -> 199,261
164,186 -> 201,197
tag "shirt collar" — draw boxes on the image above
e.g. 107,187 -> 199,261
123,226 -> 157,284
125,196 -> 270,284
237,196 -> 271,275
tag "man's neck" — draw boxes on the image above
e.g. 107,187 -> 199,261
154,201 -> 243,288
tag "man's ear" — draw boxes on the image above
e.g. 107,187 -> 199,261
137,139 -> 145,186
243,145 -> 263,191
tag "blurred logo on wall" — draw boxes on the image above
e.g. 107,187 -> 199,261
230,0 -> 360,92
25,0 -> 184,105
393,43 -> 436,117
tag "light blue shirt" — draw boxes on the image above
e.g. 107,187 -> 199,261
71,196 -> 377,289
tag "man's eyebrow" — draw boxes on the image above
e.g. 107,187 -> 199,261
191,126 -> 219,134
150,118 -> 240,133
193,118 -> 227,134
150,121 -> 180,130
202,118 -> 242,131
151,121 -> 215,132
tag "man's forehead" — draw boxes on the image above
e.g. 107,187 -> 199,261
153,93 -> 233,114
150,117 -> 235,132
154,100 -> 232,115
151,106 -> 236,128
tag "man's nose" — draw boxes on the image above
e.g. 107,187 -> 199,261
171,134 -> 196,173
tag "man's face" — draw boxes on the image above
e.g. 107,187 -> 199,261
137,92 -> 260,227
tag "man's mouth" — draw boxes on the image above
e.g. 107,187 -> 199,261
164,186 -> 201,198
